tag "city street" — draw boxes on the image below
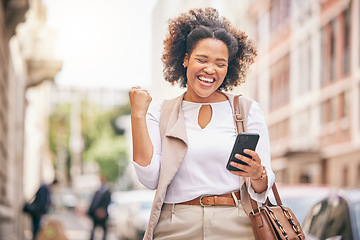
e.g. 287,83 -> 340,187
1,0 -> 360,239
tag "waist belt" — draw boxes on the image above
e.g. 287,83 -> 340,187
178,191 -> 240,207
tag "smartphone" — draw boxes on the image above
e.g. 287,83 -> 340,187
226,133 -> 260,171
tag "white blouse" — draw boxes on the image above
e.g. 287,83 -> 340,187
133,99 -> 275,204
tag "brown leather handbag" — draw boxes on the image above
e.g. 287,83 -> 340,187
248,184 -> 305,240
233,95 -> 305,240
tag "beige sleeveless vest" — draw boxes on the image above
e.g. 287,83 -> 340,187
142,92 -> 253,240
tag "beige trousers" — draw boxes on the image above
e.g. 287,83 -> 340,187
153,203 -> 255,240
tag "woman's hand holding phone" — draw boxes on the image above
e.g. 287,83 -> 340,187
226,133 -> 263,179
229,149 -> 263,179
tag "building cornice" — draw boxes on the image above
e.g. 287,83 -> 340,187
4,0 -> 29,38
26,58 -> 62,88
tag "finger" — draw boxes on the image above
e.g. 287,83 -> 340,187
243,149 -> 259,162
234,153 -> 252,166
129,88 -> 150,96
129,87 -> 140,95
229,161 -> 250,172
231,155 -> 261,176
129,87 -> 139,94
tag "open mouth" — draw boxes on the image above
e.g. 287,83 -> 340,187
198,76 -> 215,84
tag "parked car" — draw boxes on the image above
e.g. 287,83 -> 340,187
269,184 -> 332,225
108,189 -> 155,240
302,188 -> 360,240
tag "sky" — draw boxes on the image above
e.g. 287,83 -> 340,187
43,0 -> 158,90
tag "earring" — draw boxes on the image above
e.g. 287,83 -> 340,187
183,63 -> 186,68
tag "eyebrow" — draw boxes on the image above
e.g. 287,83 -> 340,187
194,54 -> 228,62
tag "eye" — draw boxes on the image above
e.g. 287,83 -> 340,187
216,63 -> 227,68
196,58 -> 206,63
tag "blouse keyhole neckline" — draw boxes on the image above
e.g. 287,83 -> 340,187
198,105 -> 213,129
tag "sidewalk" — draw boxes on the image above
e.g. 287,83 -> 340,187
37,210 -> 118,240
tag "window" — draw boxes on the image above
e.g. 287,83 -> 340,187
269,54 -> 290,111
270,0 -> 291,32
330,20 -> 336,81
307,44 -> 312,91
320,27 -> 325,86
280,0 -> 291,22
270,0 -> 281,32
343,8 -> 351,75
320,101 -> 327,124
268,119 -> 289,141
343,167 -> 348,187
320,98 -> 338,124
296,0 -> 311,25
343,91 -> 350,117
330,97 -> 337,122
321,23 -> 335,86
298,42 -> 312,95
339,92 -> 345,118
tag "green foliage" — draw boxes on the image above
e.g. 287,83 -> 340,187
81,101 -> 130,182
82,119 -> 128,182
49,99 -> 130,183
49,104 -> 71,160
83,136 -> 127,182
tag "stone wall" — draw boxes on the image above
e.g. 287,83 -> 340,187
0,1 -> 29,239
0,0 -> 61,239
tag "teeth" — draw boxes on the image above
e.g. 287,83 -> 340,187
198,76 -> 214,83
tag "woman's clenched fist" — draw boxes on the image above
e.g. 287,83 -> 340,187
129,86 -> 152,118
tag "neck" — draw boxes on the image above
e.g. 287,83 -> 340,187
183,91 -> 228,103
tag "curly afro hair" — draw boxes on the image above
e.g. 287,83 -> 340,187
162,7 -> 257,91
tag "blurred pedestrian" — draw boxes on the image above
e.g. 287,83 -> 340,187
129,7 -> 275,240
87,176 -> 111,240
23,178 -> 58,240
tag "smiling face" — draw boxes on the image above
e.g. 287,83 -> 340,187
183,38 -> 229,103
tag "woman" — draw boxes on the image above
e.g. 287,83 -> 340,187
129,8 -> 275,240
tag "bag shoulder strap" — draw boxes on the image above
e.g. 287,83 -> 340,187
233,95 -> 283,210
233,95 -> 252,133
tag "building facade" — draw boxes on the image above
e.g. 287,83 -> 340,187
246,0 -> 360,187
0,0 -> 61,239
1,1 -> 29,239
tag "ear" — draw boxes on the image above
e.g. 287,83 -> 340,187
183,53 -> 189,68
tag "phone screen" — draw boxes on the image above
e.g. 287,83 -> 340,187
226,133 -> 260,171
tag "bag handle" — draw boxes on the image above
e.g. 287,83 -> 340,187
233,95 -> 282,211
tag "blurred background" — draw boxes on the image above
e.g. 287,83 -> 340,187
0,0 -> 359,239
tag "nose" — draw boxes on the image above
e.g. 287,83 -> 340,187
204,66 -> 215,74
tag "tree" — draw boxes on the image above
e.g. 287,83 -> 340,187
49,100 -> 131,184
49,104 -> 71,179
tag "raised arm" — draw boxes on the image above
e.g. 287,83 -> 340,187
129,86 -> 153,167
